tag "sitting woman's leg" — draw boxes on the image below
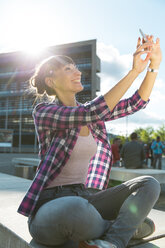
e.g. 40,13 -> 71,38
87,176 -> 160,248
28,196 -> 109,247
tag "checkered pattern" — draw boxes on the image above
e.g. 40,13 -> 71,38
17,91 -> 148,217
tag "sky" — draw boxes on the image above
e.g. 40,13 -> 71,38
0,0 -> 165,136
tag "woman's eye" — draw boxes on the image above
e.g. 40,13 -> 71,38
65,67 -> 71,71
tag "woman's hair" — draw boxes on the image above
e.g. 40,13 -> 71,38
30,55 -> 75,96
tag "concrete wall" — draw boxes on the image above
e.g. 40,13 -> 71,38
0,223 -> 31,248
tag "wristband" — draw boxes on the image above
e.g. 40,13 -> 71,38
147,67 -> 159,73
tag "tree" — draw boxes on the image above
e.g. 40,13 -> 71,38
113,125 -> 165,145
134,127 -> 154,143
117,135 -> 127,144
155,124 -> 165,141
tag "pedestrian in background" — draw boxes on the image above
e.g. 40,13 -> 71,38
121,132 -> 145,169
111,138 -> 121,167
151,136 -> 165,169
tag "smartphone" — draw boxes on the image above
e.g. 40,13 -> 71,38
139,29 -> 148,42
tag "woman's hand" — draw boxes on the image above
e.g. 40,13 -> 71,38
146,35 -> 162,68
137,35 -> 162,101
132,38 -> 153,74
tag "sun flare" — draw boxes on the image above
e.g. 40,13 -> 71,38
3,2 -> 62,56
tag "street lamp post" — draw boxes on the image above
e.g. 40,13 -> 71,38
126,116 -> 128,138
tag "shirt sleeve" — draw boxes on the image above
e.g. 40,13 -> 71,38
33,95 -> 111,130
33,90 -> 149,130
103,90 -> 149,122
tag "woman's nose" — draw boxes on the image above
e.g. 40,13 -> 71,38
74,68 -> 81,75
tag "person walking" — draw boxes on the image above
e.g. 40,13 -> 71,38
120,132 -> 145,169
151,136 -> 165,169
18,34 -> 162,248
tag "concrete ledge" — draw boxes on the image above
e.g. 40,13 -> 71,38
12,158 -> 40,167
0,173 -> 50,248
0,223 -> 31,248
111,167 -> 165,184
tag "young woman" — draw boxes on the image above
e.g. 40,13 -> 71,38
18,35 -> 162,248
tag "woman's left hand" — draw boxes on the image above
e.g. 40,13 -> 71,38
145,35 -> 162,68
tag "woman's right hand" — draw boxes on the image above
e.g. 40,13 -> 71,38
132,37 -> 153,74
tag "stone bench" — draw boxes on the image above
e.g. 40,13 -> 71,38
12,158 -> 39,180
12,158 -> 40,167
110,167 -> 165,184
1,172 -> 165,247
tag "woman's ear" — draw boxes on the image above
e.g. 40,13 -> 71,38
45,77 -> 53,88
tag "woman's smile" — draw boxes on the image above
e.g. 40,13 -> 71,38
72,79 -> 81,83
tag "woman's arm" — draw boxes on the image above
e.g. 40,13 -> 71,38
104,36 -> 162,110
33,95 -> 111,130
34,36 -> 162,130
138,37 -> 162,101
103,90 -> 148,122
104,68 -> 139,111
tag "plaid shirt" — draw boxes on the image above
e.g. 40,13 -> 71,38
18,90 -> 148,217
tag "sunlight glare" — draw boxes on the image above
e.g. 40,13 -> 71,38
3,2 -> 57,56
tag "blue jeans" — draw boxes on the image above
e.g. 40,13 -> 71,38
28,176 -> 160,248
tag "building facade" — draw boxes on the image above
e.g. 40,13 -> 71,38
0,40 -> 100,152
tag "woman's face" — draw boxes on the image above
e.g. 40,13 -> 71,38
51,63 -> 83,94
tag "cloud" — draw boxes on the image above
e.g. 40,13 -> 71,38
97,42 -> 133,94
105,110 -> 165,136
97,42 -> 132,80
128,110 -> 165,125
105,101 -> 165,135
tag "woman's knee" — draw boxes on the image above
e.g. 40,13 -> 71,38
142,176 -> 160,198
35,196 -> 105,241
29,197 -> 99,243
61,196 -> 103,226
62,197 -> 105,240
